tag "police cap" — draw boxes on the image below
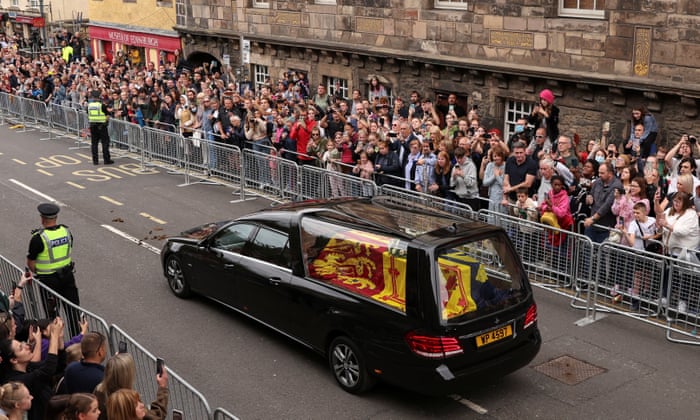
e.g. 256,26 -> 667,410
90,90 -> 100,99
37,203 -> 60,218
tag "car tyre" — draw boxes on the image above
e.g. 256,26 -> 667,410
165,255 -> 191,298
328,336 -> 375,394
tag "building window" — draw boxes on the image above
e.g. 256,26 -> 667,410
435,0 -> 468,11
559,0 -> 605,19
252,0 -> 269,8
326,77 -> 348,100
175,0 -> 186,26
156,0 -> 174,7
504,100 -> 533,141
11,0 -> 19,7
315,0 -> 336,4
28,0 -> 40,7
253,64 -> 270,92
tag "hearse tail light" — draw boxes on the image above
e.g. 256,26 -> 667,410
405,331 -> 464,359
524,303 -> 538,329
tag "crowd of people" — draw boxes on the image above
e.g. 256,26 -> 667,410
0,267 -> 168,420
0,30 -> 698,307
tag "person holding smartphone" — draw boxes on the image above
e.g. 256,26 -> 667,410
94,353 -> 168,420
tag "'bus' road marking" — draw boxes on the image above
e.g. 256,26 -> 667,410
140,212 -> 167,225
449,395 -> 488,415
37,169 -> 54,177
9,179 -> 64,206
12,159 -> 26,165
100,196 -> 124,206
76,153 -> 93,161
101,224 -> 161,255
66,182 -> 85,189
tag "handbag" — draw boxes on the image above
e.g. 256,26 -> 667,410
635,220 -> 662,254
191,130 -> 202,148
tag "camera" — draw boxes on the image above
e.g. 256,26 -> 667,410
387,131 -> 398,138
482,133 -> 492,139
690,135 -> 697,144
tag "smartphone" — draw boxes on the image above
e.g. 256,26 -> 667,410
118,341 -> 127,353
172,409 -> 183,420
156,357 -> 165,376
80,312 -> 86,323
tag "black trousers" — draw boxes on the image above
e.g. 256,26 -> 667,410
90,123 -> 111,163
38,267 -> 81,335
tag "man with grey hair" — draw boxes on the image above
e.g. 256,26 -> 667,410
536,157 -> 574,201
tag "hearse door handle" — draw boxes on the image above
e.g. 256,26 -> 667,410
268,277 -> 282,286
223,263 -> 236,269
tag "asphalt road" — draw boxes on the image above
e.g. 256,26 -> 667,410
1,124 -> 698,419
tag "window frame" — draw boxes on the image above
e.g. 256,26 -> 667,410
252,0 -> 270,9
558,0 -> 605,19
504,99 -> 533,141
175,0 -> 186,26
245,227 -> 290,268
253,64 -> 269,93
210,223 -> 257,253
325,77 -> 348,101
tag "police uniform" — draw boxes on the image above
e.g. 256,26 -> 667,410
87,91 -> 114,165
27,203 -> 80,318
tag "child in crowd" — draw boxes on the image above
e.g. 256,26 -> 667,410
539,175 -> 574,248
619,202 -> 659,306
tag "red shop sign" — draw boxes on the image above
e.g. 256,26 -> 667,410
88,26 -> 181,51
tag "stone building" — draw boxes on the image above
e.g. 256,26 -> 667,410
87,0 -> 179,68
176,0 -> 699,147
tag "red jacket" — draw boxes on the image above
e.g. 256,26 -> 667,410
291,117 -> 317,162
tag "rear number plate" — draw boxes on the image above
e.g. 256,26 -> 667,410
476,324 -> 513,347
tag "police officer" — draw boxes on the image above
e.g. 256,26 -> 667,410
87,89 -> 114,165
26,203 -> 80,319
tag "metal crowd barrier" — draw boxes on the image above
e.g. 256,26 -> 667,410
48,102 -> 82,140
109,325 -> 211,420
213,408 -> 241,420
0,255 -> 225,418
379,184 -> 476,218
3,89 -> 698,358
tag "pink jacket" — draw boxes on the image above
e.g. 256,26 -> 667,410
539,188 -> 573,230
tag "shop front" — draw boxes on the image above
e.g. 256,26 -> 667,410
88,25 -> 181,67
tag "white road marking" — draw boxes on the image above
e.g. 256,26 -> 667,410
101,224 -> 161,254
9,179 -> 65,205
139,212 -> 167,225
12,159 -> 27,165
66,182 -> 85,189
100,195 -> 124,206
449,394 -> 488,415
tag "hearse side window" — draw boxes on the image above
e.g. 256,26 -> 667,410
437,235 -> 526,322
211,223 -> 256,253
300,217 -> 408,312
245,227 -> 290,268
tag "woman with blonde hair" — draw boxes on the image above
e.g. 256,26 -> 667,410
0,381 -> 32,420
106,389 -> 146,420
94,353 -> 168,420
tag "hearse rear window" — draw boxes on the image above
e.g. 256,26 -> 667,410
437,236 -> 526,323
301,218 -> 408,312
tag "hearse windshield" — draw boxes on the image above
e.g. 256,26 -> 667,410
436,234 -> 527,324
